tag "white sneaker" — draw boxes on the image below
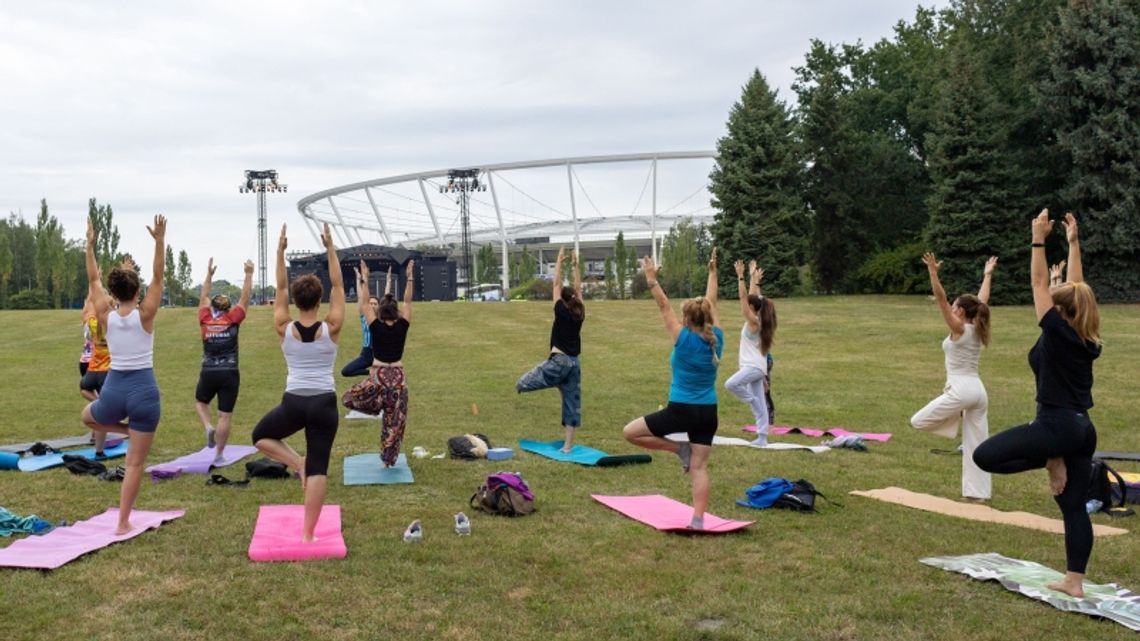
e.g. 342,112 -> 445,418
403,519 -> 423,543
454,512 -> 471,535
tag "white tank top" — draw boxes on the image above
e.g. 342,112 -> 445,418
106,308 -> 153,371
738,324 -> 767,372
943,323 -> 982,377
283,322 -> 337,392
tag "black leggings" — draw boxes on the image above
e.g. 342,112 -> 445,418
341,346 -> 373,377
251,392 -> 339,477
973,405 -> 1097,574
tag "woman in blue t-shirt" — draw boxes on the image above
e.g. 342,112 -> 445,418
516,246 -> 586,453
622,249 -> 723,530
974,210 -> 1102,598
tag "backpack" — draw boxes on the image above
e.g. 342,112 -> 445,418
448,434 -> 491,460
1088,458 -> 1127,512
470,471 -> 536,516
245,458 -> 291,479
772,479 -> 828,512
736,478 -> 795,509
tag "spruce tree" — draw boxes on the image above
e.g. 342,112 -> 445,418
1043,0 -> 1140,300
924,43 -> 1025,303
709,69 -> 807,296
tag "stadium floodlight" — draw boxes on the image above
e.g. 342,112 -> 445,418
238,169 -> 287,304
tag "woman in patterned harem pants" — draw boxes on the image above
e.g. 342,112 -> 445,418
376,364 -> 409,466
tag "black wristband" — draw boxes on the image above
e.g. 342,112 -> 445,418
1031,242 -> 1045,248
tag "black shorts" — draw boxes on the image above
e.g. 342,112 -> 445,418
80,370 -> 108,394
251,392 -> 339,477
79,361 -> 89,377
195,369 -> 241,413
644,402 -> 718,446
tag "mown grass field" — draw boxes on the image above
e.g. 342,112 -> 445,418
1,297 -> 1137,641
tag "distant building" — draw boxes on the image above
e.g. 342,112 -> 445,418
286,244 -> 457,302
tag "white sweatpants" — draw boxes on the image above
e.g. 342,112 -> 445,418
910,374 -> 991,500
725,366 -> 769,437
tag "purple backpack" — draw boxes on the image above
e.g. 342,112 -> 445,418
472,471 -> 536,516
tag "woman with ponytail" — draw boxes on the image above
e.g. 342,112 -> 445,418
516,246 -> 586,453
726,259 -> 777,445
622,249 -> 722,530
974,210 -> 1101,598
911,253 -> 996,501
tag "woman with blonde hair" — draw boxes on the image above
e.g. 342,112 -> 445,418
911,253 -> 996,501
974,210 -> 1102,598
622,248 -> 722,530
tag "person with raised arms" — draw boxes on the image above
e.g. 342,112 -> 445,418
622,249 -> 722,530
194,257 -> 253,461
516,246 -> 586,453
725,259 -> 777,446
911,254 -> 996,502
973,210 -> 1102,598
81,215 -> 167,535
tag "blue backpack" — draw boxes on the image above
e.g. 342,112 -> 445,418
736,478 -> 794,509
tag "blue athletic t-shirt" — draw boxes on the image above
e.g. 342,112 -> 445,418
668,326 -> 724,405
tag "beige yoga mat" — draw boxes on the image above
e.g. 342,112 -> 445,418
850,487 -> 1128,537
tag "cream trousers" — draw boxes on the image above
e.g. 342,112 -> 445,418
911,374 -> 991,500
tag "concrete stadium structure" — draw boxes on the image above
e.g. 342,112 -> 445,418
296,151 -> 717,294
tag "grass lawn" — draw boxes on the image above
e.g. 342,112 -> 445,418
1,296 -> 1137,641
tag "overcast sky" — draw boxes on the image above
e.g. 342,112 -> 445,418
1,0 -> 947,283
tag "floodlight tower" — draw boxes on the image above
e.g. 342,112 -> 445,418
439,168 -> 485,300
238,170 -> 287,303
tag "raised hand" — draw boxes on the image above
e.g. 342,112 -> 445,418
244,259 -> 254,275
207,257 -> 217,279
921,252 -> 942,273
406,259 -> 415,280
734,259 -> 745,278
1062,212 -> 1079,243
1050,260 -> 1066,282
120,255 -> 137,272
86,217 -> 97,246
983,256 -> 998,276
358,259 -> 370,281
707,247 -> 718,272
320,223 -> 334,249
146,215 -> 167,240
278,224 -> 288,253
753,266 -> 764,284
641,255 -> 661,282
1032,208 -> 1054,243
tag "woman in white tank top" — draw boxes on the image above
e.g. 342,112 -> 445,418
725,260 -> 777,446
911,253 -> 996,501
250,223 -> 345,544
80,215 -> 167,535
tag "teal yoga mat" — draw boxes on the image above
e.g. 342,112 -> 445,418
343,453 -> 414,485
518,439 -> 651,467
2,441 -> 130,472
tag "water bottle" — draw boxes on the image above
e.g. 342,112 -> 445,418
1086,499 -> 1103,514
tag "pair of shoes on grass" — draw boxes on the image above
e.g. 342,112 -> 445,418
403,513 -> 472,542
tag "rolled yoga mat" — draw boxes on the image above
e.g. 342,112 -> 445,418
744,425 -> 893,442
343,453 -> 414,485
518,439 -> 651,467
0,507 -> 185,569
248,505 -> 347,562
666,433 -> 830,453
592,494 -> 753,534
146,445 -> 259,476
2,441 -> 130,472
922,552 -> 1140,631
0,435 -> 125,454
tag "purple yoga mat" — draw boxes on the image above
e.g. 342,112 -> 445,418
744,425 -> 893,442
146,445 -> 259,476
0,508 -> 184,569
592,494 -> 753,534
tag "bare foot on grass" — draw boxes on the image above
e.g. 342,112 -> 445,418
1046,572 -> 1085,599
1046,457 -> 1067,495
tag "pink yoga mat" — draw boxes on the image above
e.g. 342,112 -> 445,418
147,445 -> 259,476
0,508 -> 184,569
744,425 -> 893,442
248,505 -> 347,562
592,494 -> 753,534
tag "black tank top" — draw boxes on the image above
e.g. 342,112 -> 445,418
369,318 -> 410,362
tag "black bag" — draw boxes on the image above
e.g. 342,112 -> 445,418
772,479 -> 828,512
245,458 -> 291,479
62,454 -> 106,476
1088,458 -> 1127,512
448,434 -> 491,460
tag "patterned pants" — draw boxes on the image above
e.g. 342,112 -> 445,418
374,366 -> 409,466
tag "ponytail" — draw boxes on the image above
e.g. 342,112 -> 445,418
683,297 -> 720,365
955,295 -> 991,347
561,287 -> 585,321
1052,282 -> 1101,345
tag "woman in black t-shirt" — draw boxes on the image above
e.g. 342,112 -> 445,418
516,247 -> 585,453
974,210 -> 1102,598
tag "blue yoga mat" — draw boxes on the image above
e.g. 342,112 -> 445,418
2,441 -> 131,472
343,453 -> 414,485
518,439 -> 652,467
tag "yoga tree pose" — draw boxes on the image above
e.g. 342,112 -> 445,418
623,248 -> 722,529
354,259 -> 414,466
725,259 -> 777,446
194,257 -> 253,461
974,210 -> 1101,598
341,271 -> 381,378
516,246 -> 586,453
252,223 -> 345,543
80,215 -> 167,535
911,253 -> 996,501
